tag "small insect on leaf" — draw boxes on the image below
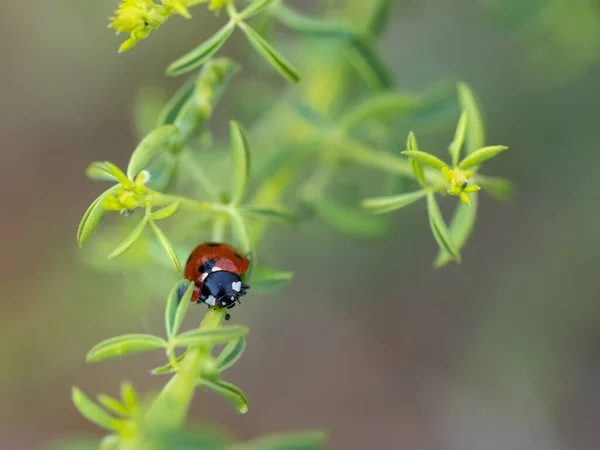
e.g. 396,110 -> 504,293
167,22 -> 235,76
426,193 -> 460,263
449,110 -> 468,167
458,82 -> 485,155
362,190 -> 427,214
435,193 -> 477,268
250,266 -> 294,292
127,125 -> 179,180
216,338 -> 247,372
107,217 -> 148,259
86,334 -> 168,363
240,0 -> 278,20
238,22 -> 300,83
165,279 -> 194,340
402,150 -> 447,171
230,121 -> 252,205
72,387 -> 123,431
151,202 -> 180,220
200,378 -> 248,414
239,430 -> 328,450
149,219 -> 182,273
86,162 -> 119,182
77,186 -> 119,247
173,326 -> 250,348
458,145 -> 508,170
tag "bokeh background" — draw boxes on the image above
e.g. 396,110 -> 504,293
2,0 -> 600,449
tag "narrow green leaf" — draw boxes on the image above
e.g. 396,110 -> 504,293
216,338 -> 246,372
343,141 -> 414,177
72,387 -> 121,431
367,0 -> 394,37
276,5 -> 355,38
157,75 -> 196,126
120,382 -> 139,413
77,186 -> 118,247
166,22 -> 235,76
173,326 -> 249,348
127,125 -> 178,179
238,22 -> 300,83
449,110 -> 468,167
362,190 -> 427,214
104,162 -> 131,188
230,121 -> 252,204
426,194 -> 460,263
237,430 -> 327,450
149,219 -> 182,273
86,334 -> 167,362
435,193 -> 477,268
151,352 -> 187,375
407,132 -> 427,186
86,162 -> 119,182
458,145 -> 508,169
338,92 -> 420,130
240,0 -> 277,20
166,280 -> 194,340
97,394 -> 128,417
458,82 -> 485,155
293,102 -> 331,129
243,205 -> 297,224
312,198 -> 388,238
151,202 -> 180,220
402,150 -> 448,171
107,217 -> 148,259
201,378 -> 248,414
476,175 -> 513,200
231,211 -> 252,254
346,36 -> 395,90
250,266 -> 294,292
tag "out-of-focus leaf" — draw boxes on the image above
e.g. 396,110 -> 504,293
151,202 -> 180,220
97,395 -> 128,417
458,82 -> 485,155
362,190 -> 427,214
276,4 -> 355,38
77,186 -> 118,247
338,92 -> 420,129
250,266 -> 294,292
149,219 -> 182,273
293,102 -> 331,129
173,326 -> 249,348
72,387 -> 122,431
449,111 -> 468,167
216,337 -> 246,372
201,378 -> 248,414
86,162 -> 119,182
402,150 -> 447,171
243,205 -> 298,225
458,145 -> 508,169
235,430 -> 327,450
476,175 -> 513,200
120,382 -> 139,412
426,193 -> 460,263
157,75 -> 196,126
346,36 -> 395,90
230,121 -> 252,204
312,197 -> 388,238
167,23 -> 235,76
238,22 -> 300,83
366,0 -> 393,37
105,162 -> 131,188
152,427 -> 231,450
240,0 -> 277,20
151,352 -> 186,375
86,334 -> 168,362
107,217 -> 148,259
127,125 -> 178,179
231,212 -> 252,254
133,86 -> 168,138
166,280 -> 194,340
435,193 -> 477,268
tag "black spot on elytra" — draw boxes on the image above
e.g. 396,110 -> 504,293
198,259 -> 216,273
234,253 -> 244,261
206,242 -> 221,247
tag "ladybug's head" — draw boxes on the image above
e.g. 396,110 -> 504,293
199,270 -> 250,309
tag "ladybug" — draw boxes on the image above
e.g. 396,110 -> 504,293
183,242 -> 250,310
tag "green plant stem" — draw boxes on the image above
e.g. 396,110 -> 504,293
145,307 -> 227,430
148,191 -> 227,214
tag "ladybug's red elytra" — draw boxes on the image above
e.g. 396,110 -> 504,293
183,242 -> 250,310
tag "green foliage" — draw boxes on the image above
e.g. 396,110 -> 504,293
68,1 -> 514,449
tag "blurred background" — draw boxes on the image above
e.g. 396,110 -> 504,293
2,0 -> 600,449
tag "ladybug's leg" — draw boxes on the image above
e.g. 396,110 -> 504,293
225,314 -> 231,321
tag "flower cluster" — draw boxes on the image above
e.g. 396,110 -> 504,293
442,166 -> 481,205
102,170 -> 151,215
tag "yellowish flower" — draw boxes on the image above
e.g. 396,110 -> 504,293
102,171 -> 151,214
442,167 -> 481,205
109,0 -> 171,52
208,0 -> 230,10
